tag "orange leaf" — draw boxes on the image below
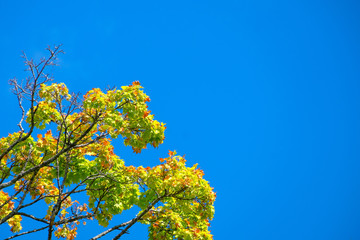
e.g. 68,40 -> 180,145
132,81 -> 140,86
45,130 -> 52,138
168,150 -> 176,156
143,110 -> 151,118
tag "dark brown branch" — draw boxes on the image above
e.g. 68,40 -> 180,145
16,212 -> 49,224
18,193 -> 44,209
4,226 -> 48,240
0,171 -> 39,224
0,46 -> 63,162
54,213 -> 95,226
91,188 -> 187,240
89,219 -> 133,240
0,118 -> 99,190
112,194 -> 166,240
0,180 -> 26,210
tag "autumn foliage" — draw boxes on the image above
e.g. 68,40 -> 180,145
0,46 -> 215,240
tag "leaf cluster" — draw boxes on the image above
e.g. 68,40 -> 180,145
0,46 -> 215,240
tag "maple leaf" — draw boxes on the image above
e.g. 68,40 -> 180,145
132,80 -> 140,86
1,47 -> 215,240
143,110 -> 151,118
45,129 -> 52,138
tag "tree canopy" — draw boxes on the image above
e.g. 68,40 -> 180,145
0,46 -> 215,240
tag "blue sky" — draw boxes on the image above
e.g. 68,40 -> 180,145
1,0 -> 360,239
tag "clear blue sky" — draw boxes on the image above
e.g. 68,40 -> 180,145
1,0 -> 360,239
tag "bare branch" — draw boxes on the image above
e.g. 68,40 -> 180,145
54,213 -> 95,226
17,212 -> 49,224
89,219 -> 132,240
0,45 -> 63,162
4,226 -> 48,240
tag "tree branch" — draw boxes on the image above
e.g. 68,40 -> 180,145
4,226 -> 48,240
16,212 -> 49,224
0,46 -> 63,163
0,118 -> 99,190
